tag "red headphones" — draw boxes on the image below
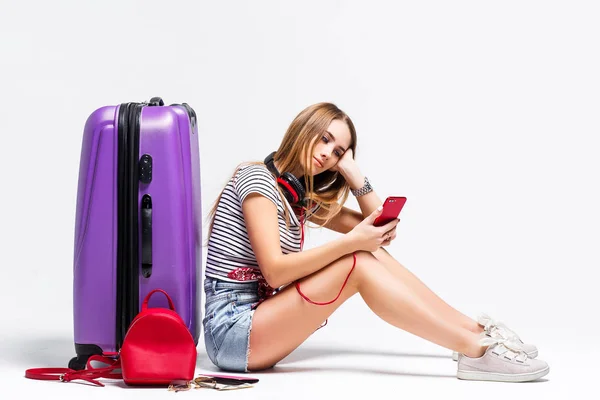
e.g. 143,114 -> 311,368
263,152 -> 307,206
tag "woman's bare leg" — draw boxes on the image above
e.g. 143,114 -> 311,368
248,251 -> 485,371
372,247 -> 484,335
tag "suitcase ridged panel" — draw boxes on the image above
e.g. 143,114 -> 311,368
73,106 -> 119,352
188,108 -> 202,343
138,107 -> 197,338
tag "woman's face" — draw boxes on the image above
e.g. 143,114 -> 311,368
303,119 -> 352,175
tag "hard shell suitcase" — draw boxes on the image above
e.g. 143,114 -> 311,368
69,97 -> 202,369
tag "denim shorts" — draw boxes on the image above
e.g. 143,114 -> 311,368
203,276 -> 260,372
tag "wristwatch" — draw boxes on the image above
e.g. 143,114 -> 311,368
350,176 -> 373,197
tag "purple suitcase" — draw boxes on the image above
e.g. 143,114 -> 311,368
70,97 -> 201,369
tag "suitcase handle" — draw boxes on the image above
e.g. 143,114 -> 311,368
148,97 -> 164,106
141,194 -> 152,278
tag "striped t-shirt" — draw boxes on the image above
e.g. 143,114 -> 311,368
205,164 -> 316,283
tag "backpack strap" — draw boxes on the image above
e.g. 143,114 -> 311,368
25,354 -> 122,387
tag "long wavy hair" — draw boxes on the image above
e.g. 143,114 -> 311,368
205,102 -> 358,246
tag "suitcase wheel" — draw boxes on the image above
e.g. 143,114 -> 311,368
68,355 -> 90,371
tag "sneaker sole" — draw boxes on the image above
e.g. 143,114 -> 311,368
457,365 -> 549,382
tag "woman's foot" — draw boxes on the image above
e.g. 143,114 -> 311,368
477,313 -> 539,358
452,313 -> 538,361
456,334 -> 549,382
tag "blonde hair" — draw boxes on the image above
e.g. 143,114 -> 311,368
204,102 -> 358,246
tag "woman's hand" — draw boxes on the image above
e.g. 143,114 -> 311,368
346,206 -> 400,252
382,224 -> 397,246
331,148 -> 366,190
330,148 -> 355,176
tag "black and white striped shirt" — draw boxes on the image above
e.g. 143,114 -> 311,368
205,164 -> 316,282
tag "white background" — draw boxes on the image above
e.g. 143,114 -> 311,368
1,0 -> 598,398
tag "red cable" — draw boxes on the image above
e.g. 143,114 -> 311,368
294,207 -> 357,307
295,253 -> 356,306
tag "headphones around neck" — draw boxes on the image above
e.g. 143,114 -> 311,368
264,151 -> 306,207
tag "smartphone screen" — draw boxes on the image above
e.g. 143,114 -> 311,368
373,196 -> 407,227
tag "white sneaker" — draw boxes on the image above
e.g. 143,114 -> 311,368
456,333 -> 549,382
452,313 -> 538,361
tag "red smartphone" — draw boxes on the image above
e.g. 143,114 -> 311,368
373,196 -> 407,227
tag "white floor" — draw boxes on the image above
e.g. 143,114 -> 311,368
2,320 -> 594,400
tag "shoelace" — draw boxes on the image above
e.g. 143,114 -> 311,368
478,332 -> 528,362
477,313 -> 523,343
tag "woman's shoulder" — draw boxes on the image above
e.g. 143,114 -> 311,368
234,162 -> 274,183
232,162 -> 280,203
237,162 -> 270,174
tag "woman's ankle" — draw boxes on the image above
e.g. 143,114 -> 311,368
461,332 -> 487,358
464,318 -> 484,334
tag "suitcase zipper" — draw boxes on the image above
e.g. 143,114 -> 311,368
116,102 -> 143,349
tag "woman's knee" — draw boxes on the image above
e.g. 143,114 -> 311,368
296,251 -> 375,294
352,250 -> 379,267
344,250 -> 379,288
296,251 -> 378,293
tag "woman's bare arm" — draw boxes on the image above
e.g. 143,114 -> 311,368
306,190 -> 385,234
307,205 -> 363,234
242,194 -> 358,288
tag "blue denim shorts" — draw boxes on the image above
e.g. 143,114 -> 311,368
203,276 -> 260,372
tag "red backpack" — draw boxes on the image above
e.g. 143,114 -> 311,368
26,289 -> 197,387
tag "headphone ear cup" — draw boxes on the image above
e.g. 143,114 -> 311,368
264,151 -> 306,206
282,173 -> 305,204
277,179 -> 296,204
